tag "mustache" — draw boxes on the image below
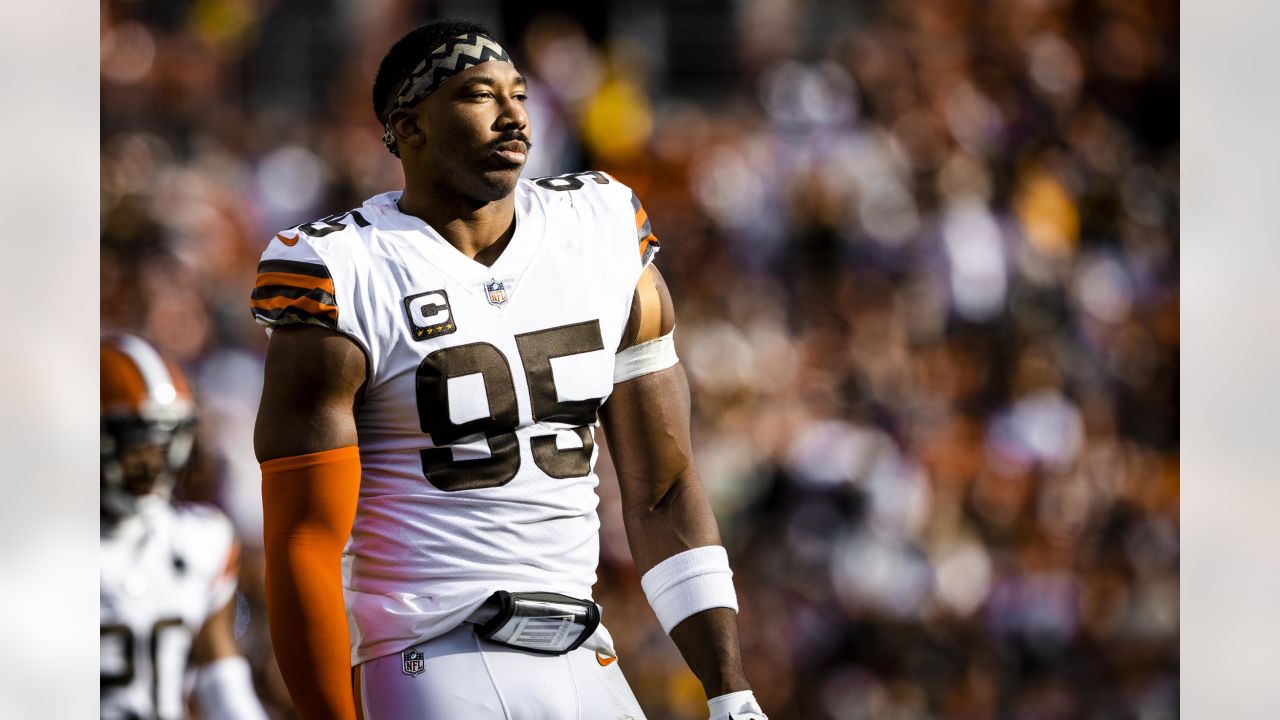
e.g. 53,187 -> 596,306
492,133 -> 532,152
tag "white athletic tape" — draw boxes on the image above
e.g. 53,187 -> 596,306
640,545 -> 738,635
708,690 -> 768,720
613,331 -> 679,384
193,655 -> 268,720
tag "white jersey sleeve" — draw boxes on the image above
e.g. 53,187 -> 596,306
249,209 -> 380,379
621,178 -> 662,270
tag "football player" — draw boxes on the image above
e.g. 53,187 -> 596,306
101,334 -> 268,720
252,18 -> 766,720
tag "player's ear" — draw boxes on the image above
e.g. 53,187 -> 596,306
388,108 -> 425,151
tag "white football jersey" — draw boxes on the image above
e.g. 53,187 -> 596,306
100,499 -> 239,720
251,171 -> 659,665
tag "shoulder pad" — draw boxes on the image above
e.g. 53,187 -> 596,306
526,171 -> 659,265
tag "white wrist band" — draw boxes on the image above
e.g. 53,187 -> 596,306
194,655 -> 268,720
614,330 -> 679,383
640,545 -> 738,634
708,690 -> 767,719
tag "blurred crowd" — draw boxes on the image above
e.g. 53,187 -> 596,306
102,0 -> 1178,718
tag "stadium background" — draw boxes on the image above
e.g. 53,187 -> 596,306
100,0 -> 1178,717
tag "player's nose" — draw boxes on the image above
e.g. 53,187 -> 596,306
495,94 -> 529,133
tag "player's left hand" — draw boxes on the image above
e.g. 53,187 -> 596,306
707,690 -> 768,720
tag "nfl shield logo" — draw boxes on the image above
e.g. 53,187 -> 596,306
402,648 -> 425,676
484,278 -> 509,307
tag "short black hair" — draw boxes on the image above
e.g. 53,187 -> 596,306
372,18 -> 497,123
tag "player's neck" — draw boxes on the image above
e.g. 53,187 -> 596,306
398,182 -> 517,266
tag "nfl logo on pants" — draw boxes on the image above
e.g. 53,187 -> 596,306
402,648 -> 425,676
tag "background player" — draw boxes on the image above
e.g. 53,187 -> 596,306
253,18 -> 765,720
101,334 -> 268,720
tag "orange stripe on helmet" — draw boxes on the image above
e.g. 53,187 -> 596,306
101,334 -> 195,419
101,346 -> 151,414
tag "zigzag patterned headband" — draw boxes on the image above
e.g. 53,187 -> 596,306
381,33 -> 514,156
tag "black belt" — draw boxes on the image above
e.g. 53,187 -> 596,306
466,591 -> 601,655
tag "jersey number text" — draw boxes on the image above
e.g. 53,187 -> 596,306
414,320 -> 605,491
101,618 -> 190,719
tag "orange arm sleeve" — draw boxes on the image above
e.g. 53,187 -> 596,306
261,446 -> 361,720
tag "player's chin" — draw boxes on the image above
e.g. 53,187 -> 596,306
475,165 -> 523,199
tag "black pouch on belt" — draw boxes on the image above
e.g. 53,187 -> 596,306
472,591 -> 601,655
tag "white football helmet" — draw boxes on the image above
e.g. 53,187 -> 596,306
100,334 -> 197,520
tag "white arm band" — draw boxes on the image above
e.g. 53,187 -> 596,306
194,656 -> 268,720
640,545 -> 738,634
614,330 -> 679,383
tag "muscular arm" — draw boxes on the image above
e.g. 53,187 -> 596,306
255,324 -> 366,720
255,324 -> 365,461
599,267 -> 752,699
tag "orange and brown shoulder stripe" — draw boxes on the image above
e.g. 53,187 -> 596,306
250,259 -> 338,329
629,191 -> 660,264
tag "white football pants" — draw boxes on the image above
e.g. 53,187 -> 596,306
353,624 -> 648,719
